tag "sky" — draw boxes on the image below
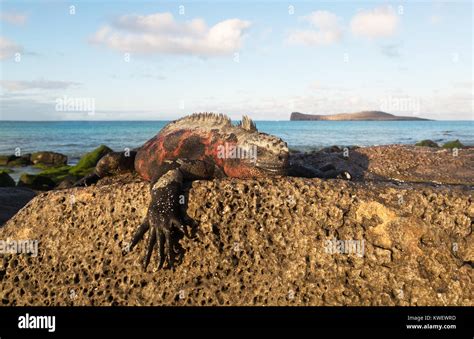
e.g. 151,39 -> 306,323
0,0 -> 472,121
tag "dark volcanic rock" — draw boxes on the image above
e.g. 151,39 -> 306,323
31,151 -> 68,167
4,154 -> 32,167
0,187 -> 36,225
55,176 -> 78,190
0,171 -> 15,187
0,155 -> 15,166
17,173 -> 56,190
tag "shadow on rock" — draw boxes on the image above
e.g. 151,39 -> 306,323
290,146 -> 371,182
0,187 -> 36,226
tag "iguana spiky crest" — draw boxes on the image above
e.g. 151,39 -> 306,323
162,112 -> 233,132
237,115 -> 257,132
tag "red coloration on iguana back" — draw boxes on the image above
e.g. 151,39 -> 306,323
134,113 -> 289,181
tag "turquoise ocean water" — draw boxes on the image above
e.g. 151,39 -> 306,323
0,120 -> 473,164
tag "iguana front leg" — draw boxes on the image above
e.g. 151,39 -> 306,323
128,159 -> 223,270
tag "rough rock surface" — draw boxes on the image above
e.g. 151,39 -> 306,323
0,176 -> 472,306
294,145 -> 474,185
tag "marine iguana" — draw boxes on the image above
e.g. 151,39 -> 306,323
81,113 -> 350,269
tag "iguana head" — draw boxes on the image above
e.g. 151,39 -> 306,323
220,116 -> 289,178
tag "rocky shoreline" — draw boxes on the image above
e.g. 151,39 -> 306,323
0,145 -> 113,190
0,142 -> 472,306
0,139 -> 468,190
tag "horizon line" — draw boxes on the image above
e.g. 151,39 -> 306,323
4,119 -> 474,122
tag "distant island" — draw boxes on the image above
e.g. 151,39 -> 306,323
290,111 -> 431,121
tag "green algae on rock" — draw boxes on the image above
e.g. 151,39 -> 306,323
4,156 -> 31,167
14,145 -> 114,189
69,145 -> 112,177
38,165 -> 75,184
0,168 -> 14,174
415,140 -> 439,147
442,139 -> 464,149
0,155 -> 14,166
17,173 -> 56,190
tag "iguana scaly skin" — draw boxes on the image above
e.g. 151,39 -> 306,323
85,113 -> 350,269
134,113 -> 288,181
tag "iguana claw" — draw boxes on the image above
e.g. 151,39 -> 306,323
129,168 -> 185,270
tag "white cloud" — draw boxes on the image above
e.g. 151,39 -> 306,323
350,6 -> 399,39
0,36 -> 23,60
287,11 -> 343,46
0,80 -> 80,91
1,12 -> 28,25
90,12 -> 251,56
113,13 -> 207,35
